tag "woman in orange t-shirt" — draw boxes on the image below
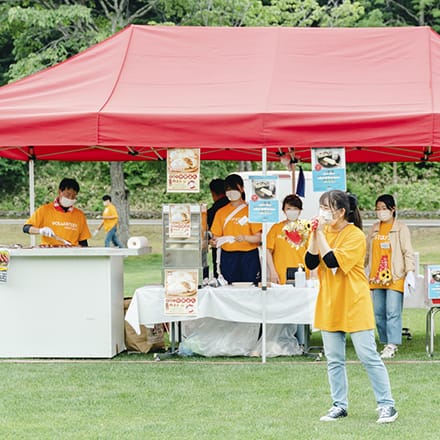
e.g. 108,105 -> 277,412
366,194 -> 415,359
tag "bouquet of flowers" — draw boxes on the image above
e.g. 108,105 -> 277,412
281,219 -> 312,249
370,255 -> 392,286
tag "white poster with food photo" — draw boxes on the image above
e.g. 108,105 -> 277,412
169,204 -> 191,238
167,148 -> 200,193
164,269 -> 198,316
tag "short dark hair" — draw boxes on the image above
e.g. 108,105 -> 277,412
224,173 -> 244,190
59,178 -> 79,193
209,179 -> 225,196
102,194 -> 112,202
282,194 -> 303,211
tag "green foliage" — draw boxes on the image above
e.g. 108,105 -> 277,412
346,162 -> 440,212
124,160 -> 239,216
5,4 -> 99,82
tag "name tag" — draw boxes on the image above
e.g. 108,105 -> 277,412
380,242 -> 390,249
238,216 -> 248,226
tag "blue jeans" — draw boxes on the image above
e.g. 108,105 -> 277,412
321,330 -> 395,410
372,288 -> 403,345
105,226 -> 123,248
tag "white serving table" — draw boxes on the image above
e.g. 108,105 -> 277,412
125,284 -> 318,357
0,246 -> 150,358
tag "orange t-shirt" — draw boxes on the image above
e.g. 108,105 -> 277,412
369,222 -> 404,292
26,202 -> 91,246
314,224 -> 375,332
211,203 -> 262,252
267,221 -> 308,284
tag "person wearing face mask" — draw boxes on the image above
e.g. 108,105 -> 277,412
266,194 -> 309,285
365,194 -> 415,360
210,173 -> 262,284
305,190 -> 398,424
23,178 -> 91,247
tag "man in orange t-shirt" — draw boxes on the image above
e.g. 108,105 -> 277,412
23,178 -> 91,247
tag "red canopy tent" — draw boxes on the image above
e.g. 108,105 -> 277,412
0,25 -> 439,163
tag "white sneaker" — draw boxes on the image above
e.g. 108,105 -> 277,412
381,344 -> 398,359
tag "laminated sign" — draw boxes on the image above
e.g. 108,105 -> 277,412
0,249 -> 10,283
311,147 -> 346,192
167,148 -> 200,193
249,175 -> 279,223
164,269 -> 198,316
169,204 -> 191,238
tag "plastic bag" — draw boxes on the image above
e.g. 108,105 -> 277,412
251,324 -> 303,357
179,318 -> 260,357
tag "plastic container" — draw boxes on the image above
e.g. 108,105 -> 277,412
294,265 -> 306,288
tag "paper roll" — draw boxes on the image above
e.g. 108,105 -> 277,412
127,236 -> 149,249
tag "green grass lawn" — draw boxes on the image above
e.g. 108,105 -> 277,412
0,359 -> 439,439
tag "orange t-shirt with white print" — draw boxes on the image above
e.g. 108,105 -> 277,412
211,203 -> 262,252
369,222 -> 404,292
26,202 -> 91,246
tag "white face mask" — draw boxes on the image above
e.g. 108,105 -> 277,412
377,209 -> 393,222
285,209 -> 300,221
319,208 -> 333,223
226,190 -> 242,201
60,196 -> 76,208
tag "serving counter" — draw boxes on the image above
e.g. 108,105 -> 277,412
125,284 -> 318,356
0,246 -> 150,358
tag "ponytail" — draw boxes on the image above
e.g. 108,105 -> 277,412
347,193 -> 362,230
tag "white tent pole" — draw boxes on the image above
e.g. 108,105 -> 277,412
29,159 -> 35,247
261,148 -> 267,364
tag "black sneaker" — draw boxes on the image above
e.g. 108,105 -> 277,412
320,406 -> 348,421
377,406 -> 398,423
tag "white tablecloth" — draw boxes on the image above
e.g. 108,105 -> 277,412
125,285 -> 318,334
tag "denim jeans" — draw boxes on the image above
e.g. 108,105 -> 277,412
372,288 -> 403,345
105,225 -> 123,248
321,330 -> 395,410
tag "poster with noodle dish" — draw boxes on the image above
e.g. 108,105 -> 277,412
169,204 -> 191,238
164,269 -> 198,316
167,148 -> 200,192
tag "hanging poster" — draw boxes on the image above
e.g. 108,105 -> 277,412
167,148 -> 200,192
0,249 -> 10,283
164,269 -> 198,316
311,147 -> 346,192
427,265 -> 440,300
169,204 -> 191,238
248,175 -> 279,223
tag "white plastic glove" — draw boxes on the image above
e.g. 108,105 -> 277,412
404,271 -> 416,298
39,227 -> 55,238
92,229 -> 100,237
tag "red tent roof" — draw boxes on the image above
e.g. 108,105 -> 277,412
0,25 -> 439,162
